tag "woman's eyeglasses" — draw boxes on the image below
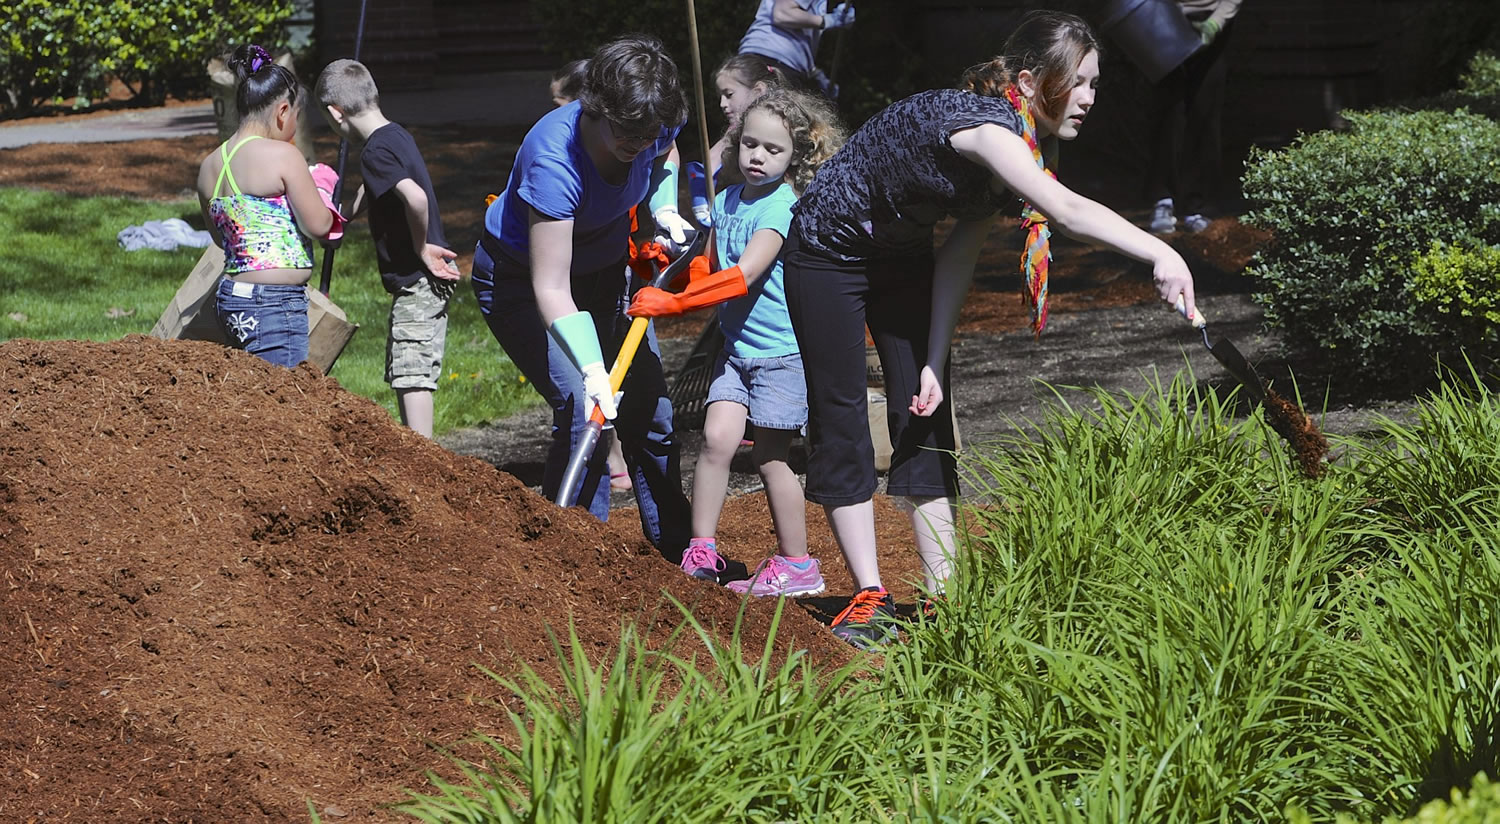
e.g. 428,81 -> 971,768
607,119 -> 660,150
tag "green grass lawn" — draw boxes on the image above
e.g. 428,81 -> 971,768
0,187 -> 536,434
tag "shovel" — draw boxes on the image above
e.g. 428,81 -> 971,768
1178,296 -> 1329,476
554,229 -> 710,507
1178,296 -> 1267,404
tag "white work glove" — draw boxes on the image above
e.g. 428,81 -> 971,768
580,362 -> 619,422
653,206 -> 695,258
823,3 -> 856,29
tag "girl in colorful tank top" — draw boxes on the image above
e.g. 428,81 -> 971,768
195,44 -> 344,368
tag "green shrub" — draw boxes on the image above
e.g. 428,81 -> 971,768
101,0 -> 295,104
1410,240 -> 1500,349
1289,774 -> 1500,823
1460,51 -> 1500,98
1242,108 -> 1500,375
0,0 -> 293,114
0,0 -> 115,112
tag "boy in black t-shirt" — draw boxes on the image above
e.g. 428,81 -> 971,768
315,58 -> 461,438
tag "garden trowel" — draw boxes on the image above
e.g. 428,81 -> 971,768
1178,297 -> 1267,404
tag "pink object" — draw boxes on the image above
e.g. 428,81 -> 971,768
308,163 -> 345,241
726,555 -> 825,597
308,162 -> 339,193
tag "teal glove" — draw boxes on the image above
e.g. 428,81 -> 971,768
647,159 -> 678,220
1194,18 -> 1221,45
548,311 -> 617,421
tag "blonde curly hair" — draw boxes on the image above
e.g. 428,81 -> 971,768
721,88 -> 845,194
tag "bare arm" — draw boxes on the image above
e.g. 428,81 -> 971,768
909,215 -> 993,416
735,227 -> 787,287
529,209 -> 578,326
393,178 -> 460,279
926,215 -> 994,375
349,183 -> 368,218
196,157 -> 225,248
277,144 -> 335,239
772,0 -> 825,29
949,123 -> 1197,319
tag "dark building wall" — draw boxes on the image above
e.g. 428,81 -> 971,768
912,0 -> 1451,206
316,0 -> 547,90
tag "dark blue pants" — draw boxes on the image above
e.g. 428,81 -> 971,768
215,279 -> 308,368
471,242 -> 690,561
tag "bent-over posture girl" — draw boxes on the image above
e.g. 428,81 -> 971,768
784,11 -> 1200,648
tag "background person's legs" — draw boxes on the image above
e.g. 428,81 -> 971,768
396,388 -> 434,437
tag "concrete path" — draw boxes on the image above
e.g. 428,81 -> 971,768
0,70 -> 554,149
0,105 -> 218,149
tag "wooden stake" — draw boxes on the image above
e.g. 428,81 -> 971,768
685,0 -> 717,206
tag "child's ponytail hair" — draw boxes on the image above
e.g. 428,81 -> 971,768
714,52 -> 791,94
723,88 -> 846,193
228,44 -> 302,119
959,10 -> 1099,120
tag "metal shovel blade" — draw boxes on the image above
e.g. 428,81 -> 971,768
1201,327 -> 1267,404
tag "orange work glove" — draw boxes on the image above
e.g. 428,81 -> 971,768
667,254 -> 710,290
628,265 -> 748,318
627,238 -> 671,283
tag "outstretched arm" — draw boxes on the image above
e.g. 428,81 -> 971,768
950,123 -> 1197,320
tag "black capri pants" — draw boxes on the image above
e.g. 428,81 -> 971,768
783,228 -> 959,506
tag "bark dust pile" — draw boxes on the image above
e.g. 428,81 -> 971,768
0,335 -> 853,822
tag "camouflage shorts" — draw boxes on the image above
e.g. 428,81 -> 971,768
386,276 -> 453,391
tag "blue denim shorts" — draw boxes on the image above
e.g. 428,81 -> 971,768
215,279 -> 309,368
706,350 -> 808,431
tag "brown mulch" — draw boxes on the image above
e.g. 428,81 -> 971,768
0,127 -> 1274,820
0,336 -> 878,821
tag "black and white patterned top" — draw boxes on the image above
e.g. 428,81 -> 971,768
793,88 -> 1025,261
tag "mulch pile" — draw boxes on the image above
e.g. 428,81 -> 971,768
0,335 -> 859,822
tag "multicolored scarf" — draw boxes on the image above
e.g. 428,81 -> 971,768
1004,85 -> 1055,338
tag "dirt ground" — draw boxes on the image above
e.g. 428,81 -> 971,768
1,124 -> 1401,821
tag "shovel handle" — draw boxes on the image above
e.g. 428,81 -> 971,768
1175,295 -> 1207,328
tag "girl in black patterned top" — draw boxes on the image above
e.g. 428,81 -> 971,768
786,10 -> 1201,648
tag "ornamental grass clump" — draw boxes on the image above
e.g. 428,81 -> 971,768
401,375 -> 1500,823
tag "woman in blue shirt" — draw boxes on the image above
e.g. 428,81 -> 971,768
471,34 -> 694,559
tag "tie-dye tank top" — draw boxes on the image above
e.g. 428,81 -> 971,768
208,136 -> 314,274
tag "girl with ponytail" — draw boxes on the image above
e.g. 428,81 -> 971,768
196,44 -> 344,368
628,88 -> 846,592
781,10 -> 1201,648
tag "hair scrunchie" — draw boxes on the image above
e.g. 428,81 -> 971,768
248,44 -> 272,74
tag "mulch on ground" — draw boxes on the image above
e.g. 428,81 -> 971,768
0,336 -> 869,821
1,125 -> 1273,820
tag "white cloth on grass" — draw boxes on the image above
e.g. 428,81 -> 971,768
117,218 -> 213,252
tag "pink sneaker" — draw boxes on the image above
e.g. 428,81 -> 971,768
680,538 -> 726,582
726,555 -> 825,597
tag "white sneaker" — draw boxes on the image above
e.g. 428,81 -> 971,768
1150,198 -> 1176,234
1182,213 -> 1211,233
